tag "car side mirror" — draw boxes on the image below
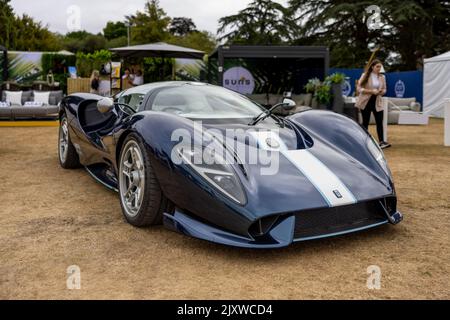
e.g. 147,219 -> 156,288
97,97 -> 114,113
282,98 -> 296,110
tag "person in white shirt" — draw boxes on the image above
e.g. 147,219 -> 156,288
356,59 -> 391,149
131,70 -> 144,86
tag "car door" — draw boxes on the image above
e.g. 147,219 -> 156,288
97,91 -> 146,156
93,92 -> 145,158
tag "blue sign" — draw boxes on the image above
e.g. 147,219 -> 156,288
329,68 -> 423,107
394,80 -> 406,97
342,79 -> 352,96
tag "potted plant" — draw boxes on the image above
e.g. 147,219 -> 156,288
325,73 -> 346,113
304,78 -> 321,108
315,83 -> 332,109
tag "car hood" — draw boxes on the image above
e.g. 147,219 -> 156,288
201,120 -> 393,218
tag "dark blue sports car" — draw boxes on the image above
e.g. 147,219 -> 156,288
58,81 -> 402,248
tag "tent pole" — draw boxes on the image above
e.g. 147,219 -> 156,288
2,48 -> 8,81
161,55 -> 165,81
172,59 -> 175,80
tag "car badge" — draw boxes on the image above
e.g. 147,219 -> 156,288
333,190 -> 343,199
266,137 -> 280,149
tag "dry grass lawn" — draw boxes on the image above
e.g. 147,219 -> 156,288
0,119 -> 449,299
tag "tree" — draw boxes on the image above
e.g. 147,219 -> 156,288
0,0 -> 15,48
167,30 -> 216,54
106,36 -> 128,49
218,0 -> 292,45
65,30 -> 92,40
289,0 -> 389,68
81,34 -> 107,52
288,0 -> 450,70
126,0 -> 171,44
9,14 -> 61,51
169,17 -> 197,36
381,0 -> 450,69
62,31 -> 107,53
103,21 -> 127,40
0,0 -> 61,51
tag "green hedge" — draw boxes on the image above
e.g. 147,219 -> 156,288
76,50 -> 112,78
41,53 -> 77,93
143,57 -> 174,82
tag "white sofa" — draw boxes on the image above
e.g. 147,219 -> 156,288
0,90 -> 62,120
370,97 -> 422,124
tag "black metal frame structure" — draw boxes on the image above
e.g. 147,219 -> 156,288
0,45 -> 8,82
209,45 -> 329,86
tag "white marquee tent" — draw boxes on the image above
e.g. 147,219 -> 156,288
423,51 -> 450,118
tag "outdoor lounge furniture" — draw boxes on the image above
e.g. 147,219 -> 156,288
370,97 -> 423,125
0,90 -> 62,120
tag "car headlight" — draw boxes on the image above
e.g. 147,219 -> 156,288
367,136 -> 391,177
176,145 -> 246,205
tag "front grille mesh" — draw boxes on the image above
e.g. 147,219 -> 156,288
294,200 -> 387,239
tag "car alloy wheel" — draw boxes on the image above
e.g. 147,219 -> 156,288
119,140 -> 146,217
59,117 -> 69,163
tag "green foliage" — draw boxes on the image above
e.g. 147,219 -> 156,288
325,73 -> 346,84
41,54 -> 76,75
0,9 -> 62,51
315,83 -> 332,105
107,36 -> 128,49
103,21 -> 127,40
126,0 -> 171,45
63,32 -> 107,53
65,31 -> 91,40
289,0 -> 450,70
304,77 -> 331,106
143,57 -> 174,82
0,0 -> 16,48
167,31 -> 216,55
0,0 -> 61,51
41,53 -> 76,92
3,0 -> 447,75
169,17 -> 197,37
218,0 -> 293,45
304,78 -> 321,93
76,50 -> 112,77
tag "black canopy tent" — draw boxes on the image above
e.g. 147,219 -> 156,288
0,45 -> 8,82
208,45 -> 330,95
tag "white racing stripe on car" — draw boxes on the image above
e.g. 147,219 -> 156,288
283,149 -> 357,207
251,130 -> 356,207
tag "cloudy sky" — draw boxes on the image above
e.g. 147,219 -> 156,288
10,0 -> 289,35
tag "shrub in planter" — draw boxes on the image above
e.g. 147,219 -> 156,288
325,72 -> 346,113
304,78 -> 321,94
315,83 -> 332,109
325,72 -> 346,85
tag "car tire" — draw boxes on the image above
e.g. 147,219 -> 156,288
118,133 -> 169,227
58,114 -> 81,169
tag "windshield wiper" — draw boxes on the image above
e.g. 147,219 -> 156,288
248,102 -> 290,126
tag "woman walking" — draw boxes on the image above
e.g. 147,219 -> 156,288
90,70 -> 100,94
356,59 -> 391,149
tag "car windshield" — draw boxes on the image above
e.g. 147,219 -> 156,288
150,85 -> 265,119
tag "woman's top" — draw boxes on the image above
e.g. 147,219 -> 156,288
132,75 -> 144,86
370,73 -> 380,89
355,72 -> 386,111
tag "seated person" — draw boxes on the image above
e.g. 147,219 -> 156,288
129,70 -> 144,87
